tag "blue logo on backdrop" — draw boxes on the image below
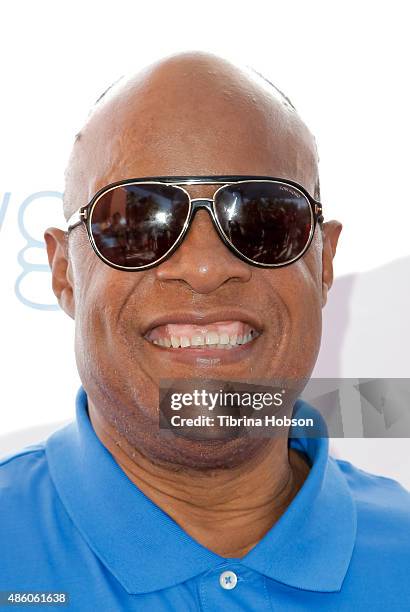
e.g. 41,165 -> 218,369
0,192 -> 11,233
0,191 -> 63,310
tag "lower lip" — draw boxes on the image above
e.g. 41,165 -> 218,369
144,337 -> 260,366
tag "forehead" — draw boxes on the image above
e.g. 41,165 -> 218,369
66,57 -> 318,208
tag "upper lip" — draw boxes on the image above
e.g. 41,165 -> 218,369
142,309 -> 264,336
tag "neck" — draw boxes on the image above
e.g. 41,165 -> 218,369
88,403 -> 310,558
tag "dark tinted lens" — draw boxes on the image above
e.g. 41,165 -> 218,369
214,181 -> 313,265
89,183 -> 190,268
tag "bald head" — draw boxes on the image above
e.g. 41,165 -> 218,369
63,51 -> 320,221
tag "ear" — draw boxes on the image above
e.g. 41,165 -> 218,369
44,227 -> 75,319
321,220 -> 342,307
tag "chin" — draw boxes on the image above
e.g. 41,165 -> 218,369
136,428 -> 272,471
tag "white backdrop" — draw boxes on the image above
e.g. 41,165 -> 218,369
1,1 -> 409,485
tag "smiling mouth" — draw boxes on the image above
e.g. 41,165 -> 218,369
145,320 -> 260,350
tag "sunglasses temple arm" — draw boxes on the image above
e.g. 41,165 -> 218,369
67,207 -> 88,232
314,201 -> 324,224
67,221 -> 83,232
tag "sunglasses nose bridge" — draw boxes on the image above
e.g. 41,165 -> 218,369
188,198 -> 217,226
189,196 -> 223,231
188,197 -> 227,243
190,198 -> 214,214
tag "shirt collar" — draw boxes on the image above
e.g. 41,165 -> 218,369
244,403 -> 357,592
46,386 -> 356,595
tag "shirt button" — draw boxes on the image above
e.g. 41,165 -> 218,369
219,570 -> 238,590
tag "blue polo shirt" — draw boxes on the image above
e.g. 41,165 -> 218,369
1,387 -> 410,611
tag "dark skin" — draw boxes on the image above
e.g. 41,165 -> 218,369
44,52 -> 342,558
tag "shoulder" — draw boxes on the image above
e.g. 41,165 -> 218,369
0,441 -> 73,575
334,457 -> 410,542
0,443 -> 47,479
0,443 -> 49,507
0,439 -> 82,586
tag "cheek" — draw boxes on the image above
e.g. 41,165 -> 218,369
309,228 -> 324,287
266,237 -> 322,380
69,237 -> 161,420
291,240 -> 323,373
70,247 -> 143,388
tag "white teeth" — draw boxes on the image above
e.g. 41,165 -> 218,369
205,331 -> 219,345
171,335 -> 180,348
150,328 -> 259,348
191,335 -> 205,346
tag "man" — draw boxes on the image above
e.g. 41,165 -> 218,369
1,52 -> 409,611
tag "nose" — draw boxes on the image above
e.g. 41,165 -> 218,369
156,209 -> 252,293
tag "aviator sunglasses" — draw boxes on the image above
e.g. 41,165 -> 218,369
67,176 -> 324,270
